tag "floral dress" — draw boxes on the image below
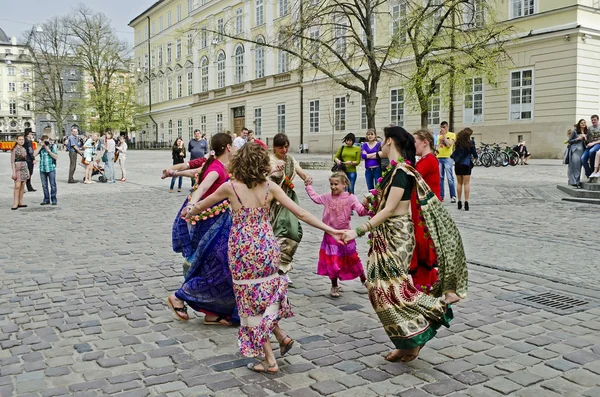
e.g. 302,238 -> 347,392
228,182 -> 293,357
12,146 -> 29,182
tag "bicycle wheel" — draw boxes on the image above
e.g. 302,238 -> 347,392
493,152 -> 502,167
509,151 -> 520,166
500,152 -> 509,167
481,152 -> 493,168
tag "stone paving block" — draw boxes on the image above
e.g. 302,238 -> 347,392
562,368 -> 599,387
454,371 -> 488,386
422,378 -> 467,396
484,377 -> 522,395
398,389 -> 433,397
506,371 -> 544,387
539,376 -> 587,396
310,380 -> 346,395
286,387 -> 322,397
563,350 -> 600,365
583,387 -> 600,397
434,360 -> 476,376
545,358 -> 580,372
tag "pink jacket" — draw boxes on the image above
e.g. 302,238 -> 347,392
305,185 -> 368,230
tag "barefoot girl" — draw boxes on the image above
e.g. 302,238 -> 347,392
305,172 -> 368,298
343,126 -> 467,363
189,142 -> 343,374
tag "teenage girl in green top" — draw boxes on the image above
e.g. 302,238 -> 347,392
333,133 -> 361,194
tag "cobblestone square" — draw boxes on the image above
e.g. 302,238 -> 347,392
0,150 -> 599,397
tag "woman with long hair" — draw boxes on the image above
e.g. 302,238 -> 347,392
10,135 -> 28,210
167,133 -> 239,325
568,119 -> 588,188
269,133 -> 313,279
410,129 -> 441,293
361,129 -> 382,190
189,142 -> 342,373
343,126 -> 467,363
451,128 -> 478,211
170,137 -> 186,192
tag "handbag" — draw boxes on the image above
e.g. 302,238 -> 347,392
331,145 -> 346,172
101,151 -> 108,163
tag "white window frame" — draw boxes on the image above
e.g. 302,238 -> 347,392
188,118 -> 194,140
334,15 -> 347,55
167,77 -> 173,100
167,43 -> 172,63
278,50 -> 289,73
187,33 -> 193,55
201,27 -> 208,48
254,107 -> 262,136
9,100 -> 16,115
23,83 -> 30,92
217,52 -> 226,88
200,115 -> 207,133
391,2 -> 407,41
7,67 -> 15,76
187,71 -> 193,95
152,21 -> 156,35
509,0 -> 536,19
216,19 -> 224,42
464,77 -> 484,124
390,88 -> 405,127
361,13 -> 376,47
176,39 -> 182,59
8,82 -> 16,92
309,27 -> 320,60
234,45 -> 245,84
427,84 -> 441,127
361,97 -> 367,130
279,0 -> 289,17
158,45 -> 163,66
188,0 -> 193,14
334,96 -> 346,131
235,8 -> 244,35
167,11 -> 172,27
177,74 -> 183,98
200,57 -> 209,92
159,79 -> 164,102
463,0 -> 485,29
216,113 -> 223,133
159,16 -> 163,31
309,100 -> 320,133
256,0 -> 264,26
168,120 -> 173,142
177,5 -> 182,22
509,68 -> 534,121
255,37 -> 265,78
177,119 -> 183,136
277,104 -> 286,133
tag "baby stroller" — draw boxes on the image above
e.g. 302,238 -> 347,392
79,156 -> 107,183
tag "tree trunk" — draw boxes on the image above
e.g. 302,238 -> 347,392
420,112 -> 428,129
365,92 -> 378,130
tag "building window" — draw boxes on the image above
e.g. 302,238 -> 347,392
176,39 -> 182,59
277,104 -> 286,133
167,43 -> 172,63
159,80 -> 164,102
216,18 -> 224,42
201,27 -> 208,48
167,11 -> 172,27
177,74 -> 183,98
510,69 -> 533,120
200,57 -> 209,92
9,100 -> 16,115
8,67 -> 15,76
428,84 -> 441,126
235,8 -> 244,35
510,0 -> 535,19
159,16 -> 163,31
177,5 -> 182,22
217,52 -> 226,88
23,69 -> 30,77
188,0 -> 193,14
158,46 -> 163,66
279,0 -> 289,17
8,82 -> 16,92
254,108 -> 262,136
177,119 -> 183,136
390,88 -> 405,127
234,45 -> 244,84
256,0 -> 264,26
255,37 -> 265,78
23,102 -> 31,111
361,97 -> 367,130
168,120 -> 173,142
200,115 -> 207,133
334,96 -> 346,131
188,118 -> 194,140
309,27 -> 320,60
23,83 -> 30,92
464,0 -> 485,28
309,100 -> 320,133
167,78 -> 173,100
216,113 -> 223,133
334,15 -> 347,55
151,21 -> 156,35
187,33 -> 193,55
464,77 -> 483,124
278,50 -> 289,73
361,13 -> 376,47
187,71 -> 193,95
391,2 -> 407,41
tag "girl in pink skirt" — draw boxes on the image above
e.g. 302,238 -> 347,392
305,172 -> 368,297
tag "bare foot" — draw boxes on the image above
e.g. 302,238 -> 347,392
401,346 -> 423,362
384,349 -> 404,362
444,292 -> 461,305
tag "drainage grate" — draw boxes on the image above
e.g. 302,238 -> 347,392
500,288 -> 599,315
20,206 -> 59,213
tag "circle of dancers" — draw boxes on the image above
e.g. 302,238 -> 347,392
162,127 -> 467,373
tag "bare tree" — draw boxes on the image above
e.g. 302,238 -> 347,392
24,16 -> 82,137
68,4 -> 129,132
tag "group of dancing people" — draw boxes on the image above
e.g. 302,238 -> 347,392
162,127 -> 468,373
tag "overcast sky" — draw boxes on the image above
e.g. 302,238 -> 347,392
0,0 -> 150,47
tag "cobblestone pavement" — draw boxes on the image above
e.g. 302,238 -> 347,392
0,151 -> 599,397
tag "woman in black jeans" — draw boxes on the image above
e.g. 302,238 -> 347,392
170,137 -> 186,192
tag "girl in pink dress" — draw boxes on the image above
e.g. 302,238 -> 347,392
305,172 -> 368,298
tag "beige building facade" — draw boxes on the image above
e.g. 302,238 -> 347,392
130,0 -> 600,157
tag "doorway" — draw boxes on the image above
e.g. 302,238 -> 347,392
232,106 -> 245,136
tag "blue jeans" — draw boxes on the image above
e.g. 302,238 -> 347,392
438,158 -> 456,200
365,167 -> 382,191
346,172 -> 357,194
40,170 -> 57,204
105,153 -> 115,182
170,176 -> 183,190
582,144 -> 600,177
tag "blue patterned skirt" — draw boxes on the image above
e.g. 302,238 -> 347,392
174,208 -> 239,323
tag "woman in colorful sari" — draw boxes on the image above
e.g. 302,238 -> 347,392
269,133 -> 313,278
343,126 -> 467,363
166,133 -> 239,326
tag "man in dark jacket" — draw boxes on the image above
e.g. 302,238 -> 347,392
23,129 -> 36,192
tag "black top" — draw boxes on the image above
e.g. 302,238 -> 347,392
384,169 -> 414,202
451,146 -> 478,166
172,146 -> 186,165
23,139 -> 35,162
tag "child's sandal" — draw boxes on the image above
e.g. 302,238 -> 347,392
330,287 -> 340,298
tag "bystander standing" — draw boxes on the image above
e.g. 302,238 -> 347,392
34,135 -> 58,205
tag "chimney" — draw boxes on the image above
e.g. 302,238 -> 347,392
11,37 -> 17,46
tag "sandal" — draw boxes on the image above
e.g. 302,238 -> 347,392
247,360 -> 278,374
330,286 -> 340,298
166,296 -> 189,321
203,315 -> 232,326
279,336 -> 294,357
18,205 -> 27,208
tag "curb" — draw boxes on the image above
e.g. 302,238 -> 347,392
298,161 -> 332,170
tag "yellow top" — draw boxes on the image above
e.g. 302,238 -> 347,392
437,132 -> 456,158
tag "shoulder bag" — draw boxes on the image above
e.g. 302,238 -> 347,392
331,145 -> 347,172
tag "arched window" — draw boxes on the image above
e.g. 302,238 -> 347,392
217,51 -> 226,89
255,36 -> 265,79
200,56 -> 209,92
234,45 -> 244,84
